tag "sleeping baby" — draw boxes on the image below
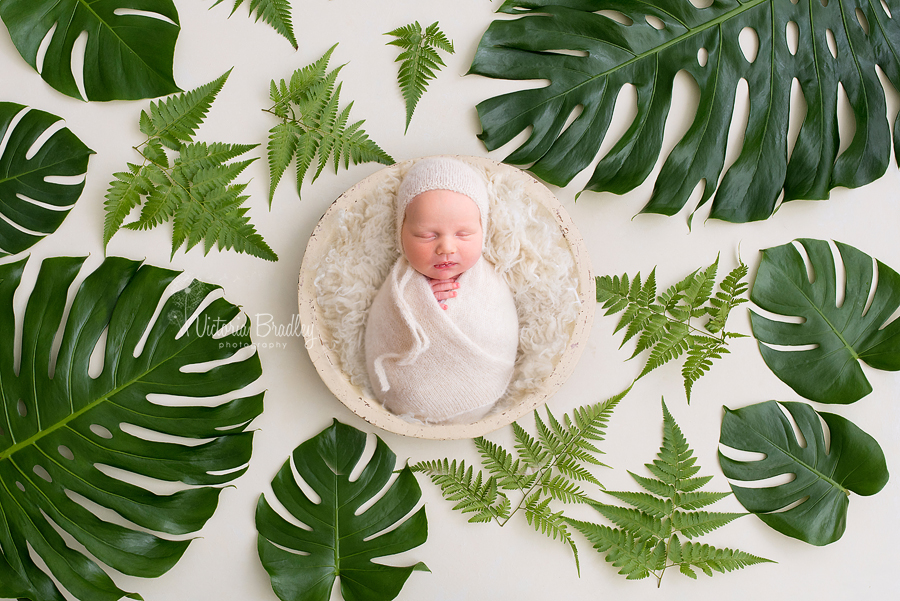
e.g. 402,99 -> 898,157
364,156 -> 519,425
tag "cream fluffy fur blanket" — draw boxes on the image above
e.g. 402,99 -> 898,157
314,159 -> 580,419
365,256 -> 519,424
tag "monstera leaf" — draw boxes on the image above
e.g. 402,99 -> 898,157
0,0 -> 180,101
719,401 -> 888,546
257,420 -> 428,601
0,102 -> 93,257
471,0 -> 900,223
0,255 -> 264,601
750,239 -> 900,404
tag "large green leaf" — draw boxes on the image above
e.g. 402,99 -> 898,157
257,419 -> 429,601
719,401 -> 888,545
0,0 -> 181,101
470,0 -> 900,223
0,102 -> 93,257
750,238 -> 900,404
0,255 -> 264,601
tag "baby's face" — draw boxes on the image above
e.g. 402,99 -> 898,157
401,189 -> 483,280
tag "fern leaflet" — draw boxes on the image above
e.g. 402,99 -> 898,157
385,21 -> 455,133
103,72 -> 277,261
524,495 -> 581,574
596,255 -> 749,402
409,459 -> 510,523
567,399 -> 772,587
264,44 -> 393,205
210,0 -> 297,49
412,393 -> 622,571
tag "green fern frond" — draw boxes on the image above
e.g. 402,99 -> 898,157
524,495 -> 581,574
211,0 -> 297,49
537,474 -> 591,504
566,519 -> 657,580
673,490 -> 731,511
104,74 -> 276,261
474,437 -> 533,491
123,179 -> 182,231
705,260 -> 749,334
536,393 -> 622,476
409,459 -> 509,523
385,21 -> 455,133
103,164 -> 152,245
413,394 -> 622,573
170,178 -> 276,261
571,400 -> 769,586
682,257 -> 718,315
140,70 -> 231,150
587,502 -> 669,541
596,256 -> 748,401
555,455 -> 602,487
268,46 -> 337,115
603,491 -> 672,519
682,337 -> 728,403
637,322 -> 691,378
265,45 -> 393,205
630,312 -> 668,359
676,475 -> 715,493
512,422 -> 548,469
671,510 -> 745,539
594,272 -> 630,314
534,408 -> 566,457
267,121 -> 301,196
669,536 -> 774,577
567,394 -> 619,443
629,471 -> 674,498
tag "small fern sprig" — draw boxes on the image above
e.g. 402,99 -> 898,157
412,391 -> 626,573
596,255 -> 748,402
264,44 -> 394,205
210,0 -> 297,49
385,21 -> 455,133
103,71 -> 277,262
566,399 -> 772,586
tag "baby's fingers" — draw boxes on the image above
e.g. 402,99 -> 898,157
430,280 -> 460,293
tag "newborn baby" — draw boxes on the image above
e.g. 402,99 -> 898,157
364,157 -> 519,424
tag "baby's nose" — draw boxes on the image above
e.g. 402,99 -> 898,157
436,238 -> 455,254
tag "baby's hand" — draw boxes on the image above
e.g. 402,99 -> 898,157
429,278 -> 460,310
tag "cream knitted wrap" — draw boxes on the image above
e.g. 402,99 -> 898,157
365,256 -> 519,424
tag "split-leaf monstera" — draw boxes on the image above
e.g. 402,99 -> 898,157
256,420 -> 428,601
750,239 -> 900,404
719,401 -> 888,545
0,102 -> 93,257
0,0 -> 181,101
471,0 -> 900,223
0,255 -> 264,601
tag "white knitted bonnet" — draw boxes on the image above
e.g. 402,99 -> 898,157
395,157 -> 490,249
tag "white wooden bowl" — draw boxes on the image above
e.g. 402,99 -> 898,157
298,156 -> 593,439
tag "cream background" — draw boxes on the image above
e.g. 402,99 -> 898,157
1,1 -> 898,600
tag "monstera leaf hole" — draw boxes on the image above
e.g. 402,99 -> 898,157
113,9 -> 179,25
35,22 -> 89,100
739,26 -> 759,63
598,10 -> 632,26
